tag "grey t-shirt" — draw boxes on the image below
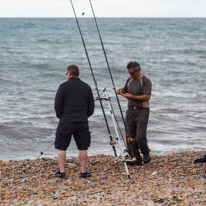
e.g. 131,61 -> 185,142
123,75 -> 152,108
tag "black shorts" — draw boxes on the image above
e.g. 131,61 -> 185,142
55,122 -> 91,151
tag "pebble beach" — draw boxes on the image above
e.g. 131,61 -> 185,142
1,151 -> 206,206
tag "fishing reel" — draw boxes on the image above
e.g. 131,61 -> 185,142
110,138 -> 118,145
110,140 -> 116,145
126,133 -> 136,143
128,137 -> 136,143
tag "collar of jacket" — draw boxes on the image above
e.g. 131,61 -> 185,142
69,77 -> 80,81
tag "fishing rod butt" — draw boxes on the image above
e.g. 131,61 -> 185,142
114,156 -> 119,161
132,157 -> 136,161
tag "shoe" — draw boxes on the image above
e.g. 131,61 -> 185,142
80,172 -> 91,178
126,160 -> 142,166
143,153 -> 151,164
194,154 -> 206,164
55,171 -> 66,179
194,158 -> 206,163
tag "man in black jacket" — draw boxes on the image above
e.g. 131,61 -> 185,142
54,64 -> 94,179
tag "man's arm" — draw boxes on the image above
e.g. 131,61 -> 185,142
87,88 -> 95,118
54,85 -> 64,118
117,77 -> 131,95
122,93 -> 151,101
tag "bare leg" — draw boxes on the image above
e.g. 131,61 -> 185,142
58,150 -> 66,173
79,150 -> 87,173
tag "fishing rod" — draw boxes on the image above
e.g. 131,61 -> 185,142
88,0 -> 136,159
88,0 -> 129,147
36,140 -> 54,160
70,0 -> 117,157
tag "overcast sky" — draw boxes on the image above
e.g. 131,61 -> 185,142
0,0 -> 206,18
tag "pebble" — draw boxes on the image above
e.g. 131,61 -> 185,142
0,151 -> 206,205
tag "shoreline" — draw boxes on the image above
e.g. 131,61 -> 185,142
1,148 -> 205,162
1,151 -> 206,205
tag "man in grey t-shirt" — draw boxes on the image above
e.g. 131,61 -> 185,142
117,61 -> 152,165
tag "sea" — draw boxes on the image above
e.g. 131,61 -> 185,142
0,18 -> 206,160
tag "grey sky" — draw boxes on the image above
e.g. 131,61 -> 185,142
0,0 -> 206,17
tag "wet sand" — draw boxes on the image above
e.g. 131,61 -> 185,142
1,151 -> 206,205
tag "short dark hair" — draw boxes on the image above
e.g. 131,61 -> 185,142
67,64 -> 79,76
127,61 -> 141,71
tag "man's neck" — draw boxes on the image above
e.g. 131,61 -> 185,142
68,75 -> 78,79
135,73 -> 143,80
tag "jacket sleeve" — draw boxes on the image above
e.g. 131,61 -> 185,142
87,87 -> 95,118
54,85 -> 64,118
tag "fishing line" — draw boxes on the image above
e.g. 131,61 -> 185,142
70,0 -> 117,157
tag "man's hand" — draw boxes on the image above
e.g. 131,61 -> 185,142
117,88 -> 123,95
122,93 -> 133,99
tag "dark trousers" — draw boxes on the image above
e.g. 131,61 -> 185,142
126,107 -> 150,161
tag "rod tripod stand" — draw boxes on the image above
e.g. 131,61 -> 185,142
97,88 -> 134,179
